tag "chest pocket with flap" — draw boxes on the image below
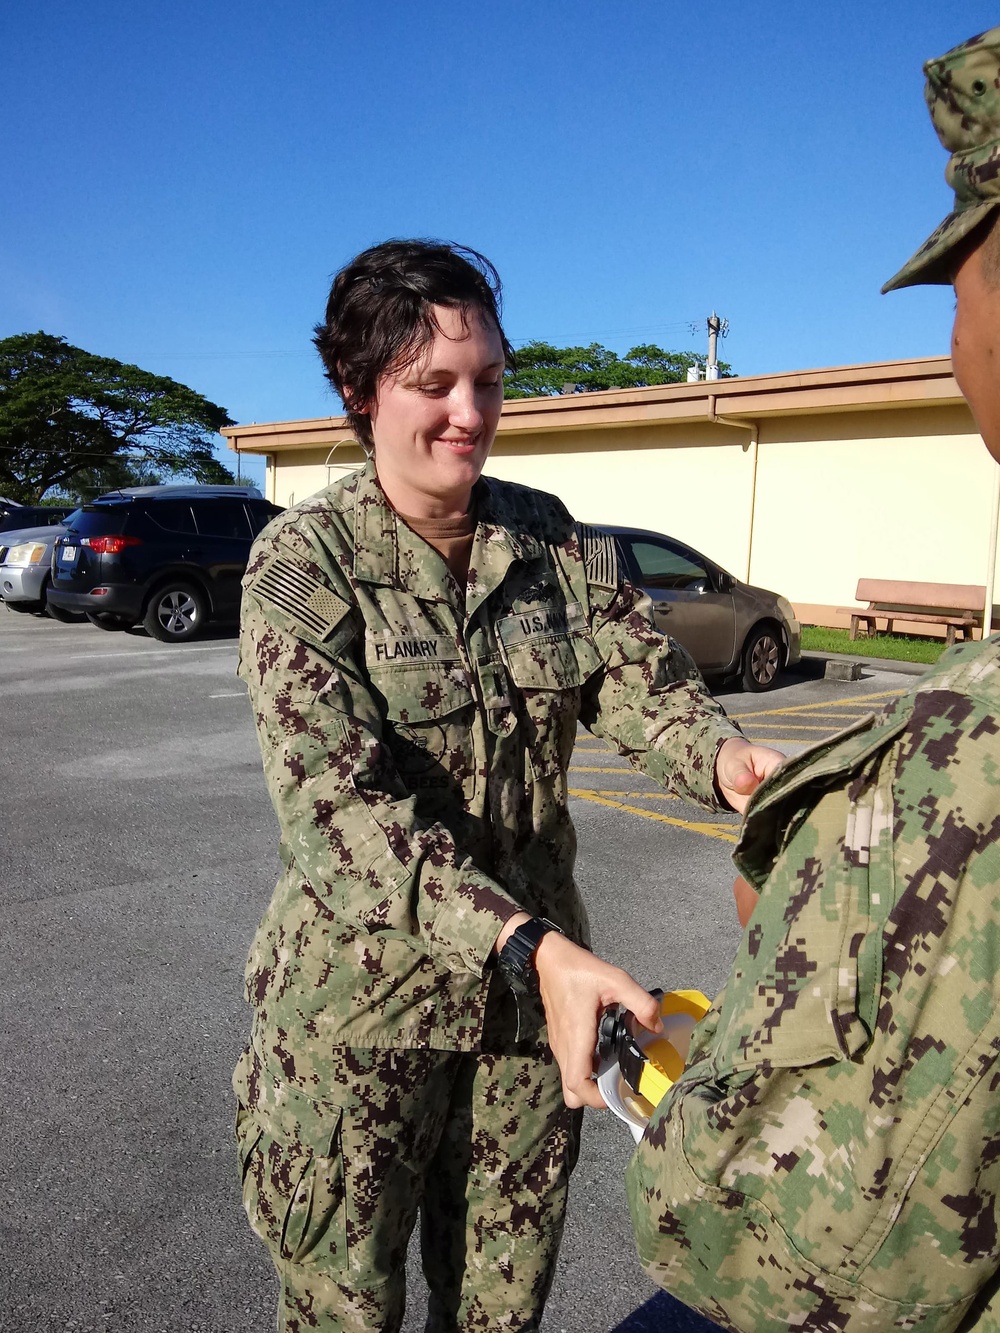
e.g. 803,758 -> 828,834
497,601 -> 604,776
366,635 -> 476,795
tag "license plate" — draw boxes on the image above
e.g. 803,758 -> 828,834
60,545 -> 77,562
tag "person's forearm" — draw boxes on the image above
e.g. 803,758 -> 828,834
245,654 -> 522,976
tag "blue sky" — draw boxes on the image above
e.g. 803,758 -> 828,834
3,2 -> 996,487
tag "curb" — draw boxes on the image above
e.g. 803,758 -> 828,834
801,650 -> 929,678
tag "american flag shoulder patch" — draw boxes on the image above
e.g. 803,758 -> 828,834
576,524 -> 621,591
248,554 -> 351,641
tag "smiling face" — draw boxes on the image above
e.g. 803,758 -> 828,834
951,228 -> 1000,464
366,304 -> 506,519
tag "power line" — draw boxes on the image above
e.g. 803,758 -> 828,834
119,319 -> 711,362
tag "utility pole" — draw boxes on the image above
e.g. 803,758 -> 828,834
706,311 -> 729,380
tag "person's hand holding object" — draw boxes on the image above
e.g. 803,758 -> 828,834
535,929 -> 663,1109
495,912 -> 662,1110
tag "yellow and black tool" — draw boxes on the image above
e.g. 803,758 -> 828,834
598,989 -> 712,1120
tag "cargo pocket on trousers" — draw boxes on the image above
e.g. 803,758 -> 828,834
235,1081 -> 348,1271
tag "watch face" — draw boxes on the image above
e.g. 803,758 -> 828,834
501,955 -> 536,996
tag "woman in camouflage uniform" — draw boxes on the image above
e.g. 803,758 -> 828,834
234,239 -> 780,1332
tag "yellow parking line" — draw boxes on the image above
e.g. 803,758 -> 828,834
734,688 -> 902,720
584,790 -> 684,801
569,788 -> 739,844
742,722 -> 846,732
745,710 -> 879,720
740,737 -> 822,746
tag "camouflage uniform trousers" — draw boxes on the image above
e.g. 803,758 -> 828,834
235,1041 -> 581,1332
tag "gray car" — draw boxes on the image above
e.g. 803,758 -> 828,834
0,524 -> 83,621
600,525 -> 801,691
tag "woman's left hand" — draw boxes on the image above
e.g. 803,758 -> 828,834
533,931 -> 662,1111
715,737 -> 784,813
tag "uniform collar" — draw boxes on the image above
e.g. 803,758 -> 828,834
352,463 -> 542,600
475,475 -> 543,565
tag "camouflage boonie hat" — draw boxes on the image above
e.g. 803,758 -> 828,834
883,26 -> 1000,292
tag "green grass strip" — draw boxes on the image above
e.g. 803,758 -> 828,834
802,626 -> 947,664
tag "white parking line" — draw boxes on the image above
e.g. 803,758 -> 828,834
63,644 -> 236,661
209,691 -> 246,698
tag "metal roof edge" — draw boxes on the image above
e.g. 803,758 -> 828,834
223,354 -> 961,452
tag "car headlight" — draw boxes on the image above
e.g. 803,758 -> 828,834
4,542 -> 47,567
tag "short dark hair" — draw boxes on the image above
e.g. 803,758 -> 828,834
313,239 -> 516,450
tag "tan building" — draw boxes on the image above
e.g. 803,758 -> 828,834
223,355 -> 997,633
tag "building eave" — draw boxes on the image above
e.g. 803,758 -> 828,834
223,355 -> 961,455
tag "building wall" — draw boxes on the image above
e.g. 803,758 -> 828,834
262,401 -> 996,629
267,442 -> 363,507
484,423 -> 756,581
748,406 -> 994,612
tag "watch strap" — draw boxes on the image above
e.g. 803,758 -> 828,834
497,917 -> 563,995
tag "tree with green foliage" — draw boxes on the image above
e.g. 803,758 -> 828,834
47,458 -> 168,504
0,332 -> 235,503
503,341 -> 734,399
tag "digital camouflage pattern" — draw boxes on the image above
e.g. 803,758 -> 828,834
883,25 -> 1000,291
235,460 -> 741,1328
236,461 -> 740,1062
626,636 -> 1000,1331
235,1040 -> 578,1332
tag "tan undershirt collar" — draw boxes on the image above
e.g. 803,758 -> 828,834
398,509 -> 476,589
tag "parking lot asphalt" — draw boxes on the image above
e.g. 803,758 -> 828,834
0,610 -> 914,1332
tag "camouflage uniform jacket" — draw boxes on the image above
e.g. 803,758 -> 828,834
627,637 -> 1000,1331
238,463 -> 740,1064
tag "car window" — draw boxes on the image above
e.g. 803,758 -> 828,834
0,507 -> 65,532
626,539 -> 709,591
146,501 -> 197,535
62,505 -> 128,535
192,500 -> 253,539
247,502 -> 282,536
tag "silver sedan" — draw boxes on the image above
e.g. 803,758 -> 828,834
0,524 -> 84,621
600,525 -> 801,691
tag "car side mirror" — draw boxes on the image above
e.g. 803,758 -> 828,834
716,571 -> 736,593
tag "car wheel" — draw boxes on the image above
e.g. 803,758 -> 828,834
86,612 -> 132,630
143,582 -> 206,643
741,624 -> 784,692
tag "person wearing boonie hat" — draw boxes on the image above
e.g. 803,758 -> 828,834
624,26 -> 1000,1333
883,26 -> 1000,293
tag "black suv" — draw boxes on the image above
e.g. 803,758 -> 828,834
47,485 -> 282,642
0,502 -> 75,534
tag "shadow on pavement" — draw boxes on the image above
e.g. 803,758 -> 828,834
106,621 -> 240,643
610,1291 -> 721,1332
708,656 -> 826,702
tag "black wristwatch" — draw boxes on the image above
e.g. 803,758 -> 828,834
497,917 -> 563,996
